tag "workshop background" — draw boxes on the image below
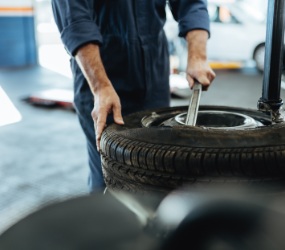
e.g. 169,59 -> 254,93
1,0 -> 284,234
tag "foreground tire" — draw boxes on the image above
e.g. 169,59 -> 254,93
100,105 -> 285,194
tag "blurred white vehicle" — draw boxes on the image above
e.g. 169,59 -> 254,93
208,1 -> 267,71
165,0 -> 267,73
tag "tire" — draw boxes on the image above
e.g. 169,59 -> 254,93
100,105 -> 285,194
157,190 -> 285,250
253,44 -> 265,73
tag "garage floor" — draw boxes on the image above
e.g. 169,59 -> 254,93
1,66 -> 285,233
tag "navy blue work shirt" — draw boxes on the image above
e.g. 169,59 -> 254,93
51,0 -> 210,115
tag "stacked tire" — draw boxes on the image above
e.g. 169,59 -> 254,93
100,105 -> 285,194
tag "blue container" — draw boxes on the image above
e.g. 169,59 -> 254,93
0,15 -> 37,67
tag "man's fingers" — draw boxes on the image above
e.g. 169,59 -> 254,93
95,123 -> 104,151
187,74 -> 211,91
186,74 -> 194,89
93,102 -> 123,151
95,112 -> 108,151
198,76 -> 211,91
113,104 -> 124,125
201,69 -> 216,90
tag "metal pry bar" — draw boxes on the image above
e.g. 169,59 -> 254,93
185,81 -> 202,126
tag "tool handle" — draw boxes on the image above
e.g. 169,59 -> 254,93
185,81 -> 202,126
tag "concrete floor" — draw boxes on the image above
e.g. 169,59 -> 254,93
1,66 -> 285,233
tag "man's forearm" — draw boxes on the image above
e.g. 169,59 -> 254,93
184,29 -> 215,90
186,30 -> 208,61
75,43 -> 111,95
74,42 -> 124,151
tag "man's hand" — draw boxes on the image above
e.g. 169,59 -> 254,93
75,43 -> 124,151
92,84 -> 124,151
185,30 -> 216,90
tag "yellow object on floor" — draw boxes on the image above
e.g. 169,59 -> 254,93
209,61 -> 243,69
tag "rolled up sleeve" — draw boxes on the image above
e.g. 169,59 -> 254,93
169,0 -> 210,38
51,0 -> 103,56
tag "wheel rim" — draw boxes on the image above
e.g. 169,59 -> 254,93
174,111 -> 262,129
141,109 -> 267,129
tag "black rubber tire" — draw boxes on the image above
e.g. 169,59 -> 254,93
100,105 -> 285,194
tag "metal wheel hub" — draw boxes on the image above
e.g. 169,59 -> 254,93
142,110 -> 265,129
174,111 -> 262,129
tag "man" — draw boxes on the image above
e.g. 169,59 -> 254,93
51,0 -> 216,192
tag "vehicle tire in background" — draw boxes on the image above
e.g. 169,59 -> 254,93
100,105 -> 285,194
253,43 -> 265,73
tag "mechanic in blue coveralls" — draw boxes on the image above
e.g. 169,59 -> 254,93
51,1 -> 216,193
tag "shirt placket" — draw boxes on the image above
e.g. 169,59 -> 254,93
135,0 -> 151,99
